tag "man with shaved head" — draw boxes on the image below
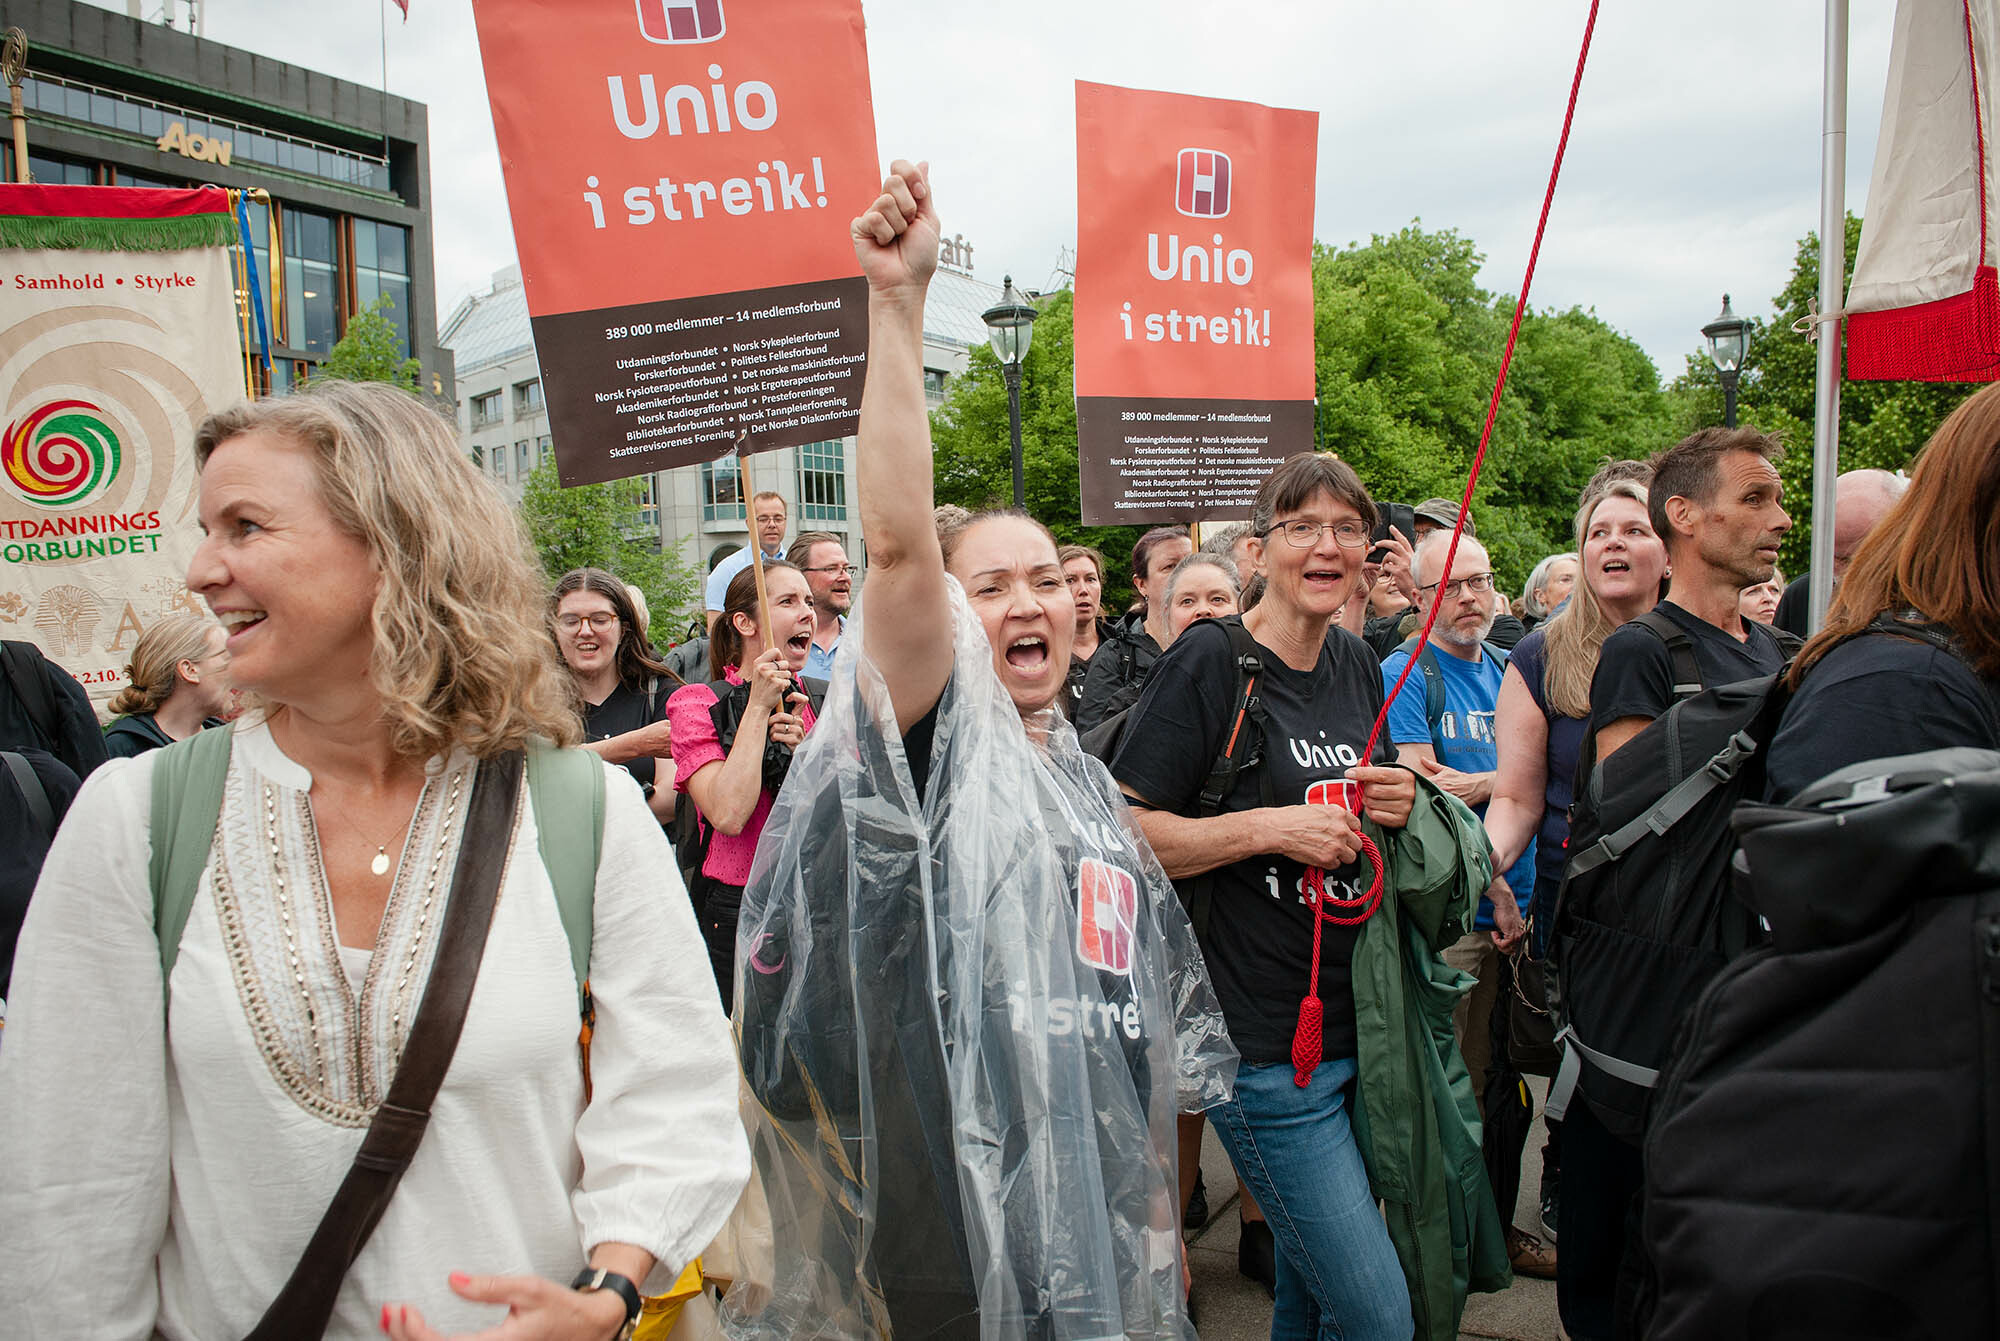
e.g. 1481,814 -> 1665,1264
1773,468 -> 1909,638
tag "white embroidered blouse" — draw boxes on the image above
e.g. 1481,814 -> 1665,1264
0,721 -> 750,1340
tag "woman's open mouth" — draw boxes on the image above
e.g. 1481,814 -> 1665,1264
1004,636 -> 1051,675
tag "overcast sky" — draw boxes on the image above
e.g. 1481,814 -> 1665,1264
105,0 -> 1894,382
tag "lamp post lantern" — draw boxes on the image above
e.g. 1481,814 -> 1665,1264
1703,293 -> 1752,428
982,274 -> 1038,510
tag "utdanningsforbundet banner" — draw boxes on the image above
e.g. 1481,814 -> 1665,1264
1073,81 -> 1318,526
472,0 -> 880,487
0,185 -> 246,709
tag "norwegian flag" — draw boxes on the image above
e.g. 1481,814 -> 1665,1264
1176,148 -> 1232,219
639,0 -> 727,43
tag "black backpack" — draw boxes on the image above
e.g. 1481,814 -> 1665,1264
1637,747 -> 2000,1341
667,673 -> 828,900
1547,610 -> 1800,1144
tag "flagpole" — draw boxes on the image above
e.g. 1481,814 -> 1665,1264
1808,0 -> 1848,634
379,0 -> 390,164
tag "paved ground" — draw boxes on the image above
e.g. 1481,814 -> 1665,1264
1186,1090 -> 1562,1341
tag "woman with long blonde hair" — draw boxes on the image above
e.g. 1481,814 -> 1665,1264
103,611 -> 233,758
0,380 -> 747,1341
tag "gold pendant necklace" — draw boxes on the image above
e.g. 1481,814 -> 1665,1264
314,797 -> 417,881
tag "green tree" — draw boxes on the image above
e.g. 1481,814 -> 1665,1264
1312,224 -> 1674,587
320,295 -> 421,391
519,458 -> 702,641
1665,213 -> 1973,575
932,224 -> 1678,596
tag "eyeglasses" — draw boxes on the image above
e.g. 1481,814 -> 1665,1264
1420,573 -> 1496,597
802,564 -> 856,577
1260,519 -> 1371,549
556,612 -> 620,634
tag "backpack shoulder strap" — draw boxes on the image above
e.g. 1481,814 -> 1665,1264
525,742 -> 604,1000
1197,618 -> 1273,815
1633,608 -> 1704,701
2,750 -> 53,835
1400,638 -> 1448,740
800,675 -> 830,716
149,725 -> 235,993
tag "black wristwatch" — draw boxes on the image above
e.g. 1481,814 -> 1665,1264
640,781 -> 657,801
570,1266 -> 642,1341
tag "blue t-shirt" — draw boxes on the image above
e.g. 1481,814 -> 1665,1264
803,618 -> 844,682
1380,642 -> 1537,929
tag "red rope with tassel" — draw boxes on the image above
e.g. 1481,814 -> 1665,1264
1291,0 -> 1604,1088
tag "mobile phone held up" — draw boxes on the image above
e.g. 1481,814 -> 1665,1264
1368,503 -> 1416,566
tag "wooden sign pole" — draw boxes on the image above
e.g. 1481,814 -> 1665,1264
738,432 -> 775,652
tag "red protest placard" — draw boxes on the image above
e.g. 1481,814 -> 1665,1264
472,0 -> 878,485
1073,81 -> 1318,524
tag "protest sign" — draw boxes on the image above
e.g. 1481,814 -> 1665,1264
0,185 -> 244,709
1073,81 -> 1318,524
472,0 -> 878,485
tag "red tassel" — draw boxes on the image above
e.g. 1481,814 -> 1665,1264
1292,994 -> 1324,1086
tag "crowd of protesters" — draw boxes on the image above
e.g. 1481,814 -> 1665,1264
0,156 -> 1995,1341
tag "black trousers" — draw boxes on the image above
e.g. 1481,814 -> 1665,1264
1555,1097 -> 1644,1340
699,879 -> 743,1013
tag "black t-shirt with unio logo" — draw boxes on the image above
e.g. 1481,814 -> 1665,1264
1588,601 -> 1788,734
1110,616 -> 1392,1065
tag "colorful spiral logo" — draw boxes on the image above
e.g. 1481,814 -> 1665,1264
2,399 -> 122,509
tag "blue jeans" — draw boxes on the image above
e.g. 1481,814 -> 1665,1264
1208,1058 -> 1413,1341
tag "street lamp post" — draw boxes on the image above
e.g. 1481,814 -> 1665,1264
1702,293 -> 1752,428
982,274 -> 1039,510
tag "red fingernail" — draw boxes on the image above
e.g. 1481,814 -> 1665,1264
381,1304 -> 391,1333
449,1272 -> 469,1287
400,1306 -> 409,1324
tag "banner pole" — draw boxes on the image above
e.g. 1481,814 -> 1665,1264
3,29 -> 28,184
226,190 -> 256,398
1807,0 -> 1848,635
739,432 -> 775,652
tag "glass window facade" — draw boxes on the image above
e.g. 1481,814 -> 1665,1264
702,458 -> 745,522
352,220 -> 412,357
20,73 -> 391,193
636,474 -> 659,531
537,434 -> 553,465
517,440 -> 532,474
27,152 -> 92,185
514,379 -> 544,416
796,440 -> 848,522
471,392 -> 502,427
282,207 -> 338,357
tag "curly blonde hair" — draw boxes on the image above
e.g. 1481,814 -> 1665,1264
193,381 -> 581,758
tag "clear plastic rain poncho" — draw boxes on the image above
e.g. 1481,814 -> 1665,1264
722,579 -> 1238,1340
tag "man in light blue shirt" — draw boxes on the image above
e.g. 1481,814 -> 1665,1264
1378,529 -> 1553,1279
788,530 -> 851,680
704,491 -> 790,631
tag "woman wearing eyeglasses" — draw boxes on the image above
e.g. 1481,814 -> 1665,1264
1112,453 -> 1426,1341
550,568 -> 678,823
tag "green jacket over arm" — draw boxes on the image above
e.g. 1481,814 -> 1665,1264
1349,771 -> 1512,1340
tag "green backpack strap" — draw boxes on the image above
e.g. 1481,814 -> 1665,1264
150,732 -> 603,1012
149,726 -> 235,995
525,742 -> 604,1003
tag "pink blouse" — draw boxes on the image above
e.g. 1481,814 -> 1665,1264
667,669 -> 818,886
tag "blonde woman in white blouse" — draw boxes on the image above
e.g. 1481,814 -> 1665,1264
0,381 -> 748,1341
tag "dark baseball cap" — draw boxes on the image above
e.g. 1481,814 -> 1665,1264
1414,497 -> 1475,537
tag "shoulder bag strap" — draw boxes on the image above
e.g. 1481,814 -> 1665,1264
1,750 -> 52,835
242,750 -> 524,1341
151,726 -> 235,995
